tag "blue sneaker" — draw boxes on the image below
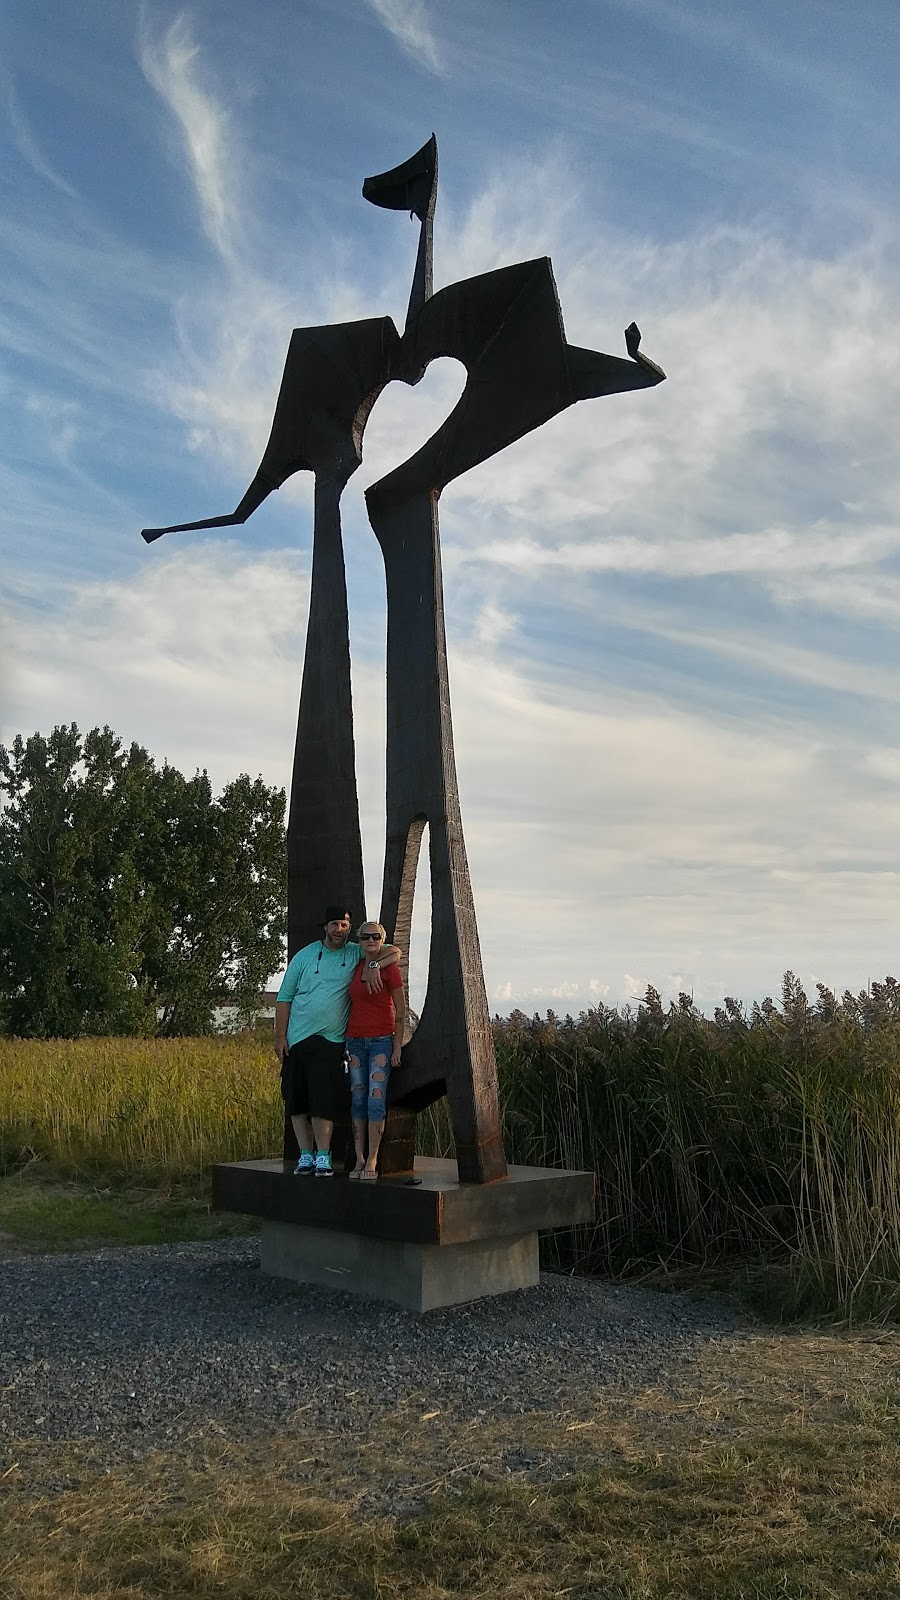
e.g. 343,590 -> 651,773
294,1150 -> 315,1175
314,1150 -> 334,1178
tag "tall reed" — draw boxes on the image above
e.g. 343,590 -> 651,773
4,974 -> 900,1319
475,976 -> 900,1319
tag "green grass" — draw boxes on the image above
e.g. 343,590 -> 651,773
0,1165 -> 257,1254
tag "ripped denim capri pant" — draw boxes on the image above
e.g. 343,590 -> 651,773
346,1036 -> 392,1123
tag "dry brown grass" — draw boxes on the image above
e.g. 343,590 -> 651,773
3,1334 -> 900,1599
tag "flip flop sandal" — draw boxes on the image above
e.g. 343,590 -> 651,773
360,1168 -> 379,1182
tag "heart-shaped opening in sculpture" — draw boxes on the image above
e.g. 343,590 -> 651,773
360,356 -> 467,490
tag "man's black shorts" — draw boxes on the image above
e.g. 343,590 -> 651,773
281,1035 -> 347,1122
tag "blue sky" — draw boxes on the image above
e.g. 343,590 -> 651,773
3,0 -> 900,1015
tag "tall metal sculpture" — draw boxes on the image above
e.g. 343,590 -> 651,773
141,136 -> 665,1184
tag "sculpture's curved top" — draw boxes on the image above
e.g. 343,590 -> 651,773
363,134 -> 437,330
140,133 -> 664,543
362,133 -> 437,221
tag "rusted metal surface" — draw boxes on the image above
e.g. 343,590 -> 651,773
286,476 -> 364,958
212,1156 -> 595,1245
140,136 -> 665,1183
376,1105 -> 418,1177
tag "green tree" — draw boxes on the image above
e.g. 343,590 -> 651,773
0,725 -> 286,1037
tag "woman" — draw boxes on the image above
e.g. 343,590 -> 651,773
345,921 -> 406,1180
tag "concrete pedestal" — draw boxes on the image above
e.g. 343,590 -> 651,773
213,1155 -> 594,1313
260,1220 -> 539,1312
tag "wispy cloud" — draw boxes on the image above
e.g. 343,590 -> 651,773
474,523 -> 900,582
2,73 -> 79,200
605,609 -> 900,709
605,0 -> 873,110
140,14 -> 239,261
362,0 -> 446,75
777,572 -> 900,628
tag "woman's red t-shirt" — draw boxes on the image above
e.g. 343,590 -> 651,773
346,961 -> 403,1038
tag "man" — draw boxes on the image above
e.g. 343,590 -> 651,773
273,905 -> 402,1176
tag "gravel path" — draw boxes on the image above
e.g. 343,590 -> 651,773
1,1238 -> 748,1466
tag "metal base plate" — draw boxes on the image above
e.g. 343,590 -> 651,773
213,1155 -> 594,1246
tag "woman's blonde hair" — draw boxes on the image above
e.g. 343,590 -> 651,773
357,919 -> 386,941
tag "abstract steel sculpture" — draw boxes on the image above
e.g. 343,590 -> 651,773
141,136 -> 665,1184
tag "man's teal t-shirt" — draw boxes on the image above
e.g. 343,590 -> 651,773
276,940 -> 363,1046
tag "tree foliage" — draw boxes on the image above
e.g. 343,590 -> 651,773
0,725 -> 287,1037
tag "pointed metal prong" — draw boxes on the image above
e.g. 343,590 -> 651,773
140,473 -> 274,544
141,512 -> 241,543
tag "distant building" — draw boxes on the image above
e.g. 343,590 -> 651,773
211,990 -> 279,1032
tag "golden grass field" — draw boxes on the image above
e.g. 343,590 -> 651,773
0,1035 -> 282,1177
